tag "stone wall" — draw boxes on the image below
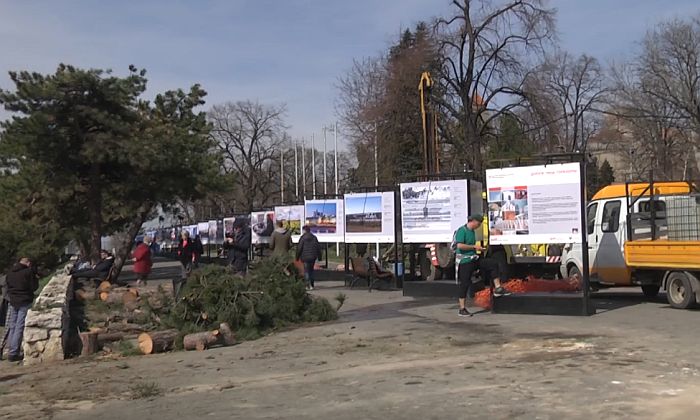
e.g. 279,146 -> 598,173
22,269 -> 73,365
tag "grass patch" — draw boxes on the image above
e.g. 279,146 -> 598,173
129,381 -> 162,399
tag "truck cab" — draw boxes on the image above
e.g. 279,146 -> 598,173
561,182 -> 699,304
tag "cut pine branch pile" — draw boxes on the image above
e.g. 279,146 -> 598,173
164,260 -> 337,341
474,276 -> 582,309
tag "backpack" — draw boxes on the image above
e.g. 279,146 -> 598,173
450,225 -> 463,252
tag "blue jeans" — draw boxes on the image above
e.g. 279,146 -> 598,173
303,261 -> 315,287
6,303 -> 30,357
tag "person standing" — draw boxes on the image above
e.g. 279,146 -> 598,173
3,258 -> 38,362
269,220 -> 293,258
223,220 -> 251,274
176,231 -> 195,298
455,215 -> 508,317
296,225 -> 322,290
133,235 -> 153,287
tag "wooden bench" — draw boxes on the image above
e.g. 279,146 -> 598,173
348,256 -> 396,291
347,257 -> 373,289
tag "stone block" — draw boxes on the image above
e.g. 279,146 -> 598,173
23,327 -> 49,343
24,308 -> 63,329
43,337 -> 64,362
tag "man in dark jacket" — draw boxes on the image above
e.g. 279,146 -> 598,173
71,250 -> 114,286
3,258 -> 38,361
224,220 -> 251,274
296,225 -> 322,290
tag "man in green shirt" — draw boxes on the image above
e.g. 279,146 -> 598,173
455,215 -> 508,317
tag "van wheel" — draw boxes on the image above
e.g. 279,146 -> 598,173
641,284 -> 660,298
568,265 -> 581,278
666,273 -> 696,309
568,265 -> 594,290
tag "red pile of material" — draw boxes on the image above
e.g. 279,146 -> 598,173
473,276 -> 582,309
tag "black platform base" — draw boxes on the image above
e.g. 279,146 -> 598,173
402,280 -> 458,298
493,292 -> 595,316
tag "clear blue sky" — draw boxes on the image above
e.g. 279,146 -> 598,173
1,0 -> 698,146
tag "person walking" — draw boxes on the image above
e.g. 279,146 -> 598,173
175,230 -> 196,298
133,235 -> 153,287
2,257 -> 38,362
269,220 -> 293,258
296,225 -> 322,290
223,220 -> 251,274
454,215 -> 508,317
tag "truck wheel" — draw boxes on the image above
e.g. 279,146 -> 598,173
666,272 -> 696,309
641,285 -> 660,298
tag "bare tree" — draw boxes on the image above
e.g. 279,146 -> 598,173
637,16 -> 700,133
208,101 -> 288,212
525,51 -> 607,152
436,0 -> 556,173
603,16 -> 700,181
608,63 -> 695,180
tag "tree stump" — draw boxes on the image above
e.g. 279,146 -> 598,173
80,332 -> 99,356
138,329 -> 178,354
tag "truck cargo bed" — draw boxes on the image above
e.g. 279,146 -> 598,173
625,241 -> 700,270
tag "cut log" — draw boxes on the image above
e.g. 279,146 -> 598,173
183,330 -> 221,351
101,288 -> 139,305
80,332 -> 99,356
75,288 -> 94,302
98,280 -> 112,293
138,329 -> 178,355
219,322 -> 236,346
96,332 -> 124,349
108,322 -> 147,335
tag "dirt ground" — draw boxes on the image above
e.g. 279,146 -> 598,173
1,264 -> 700,419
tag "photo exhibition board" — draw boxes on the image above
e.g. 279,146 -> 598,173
304,199 -> 345,243
274,205 -> 305,243
486,162 -> 582,244
197,222 -> 210,244
250,211 -> 275,245
343,191 -> 395,243
399,179 -> 473,243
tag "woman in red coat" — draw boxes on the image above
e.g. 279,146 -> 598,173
133,235 -> 153,286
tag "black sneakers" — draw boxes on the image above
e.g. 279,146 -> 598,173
458,307 -> 473,317
493,287 -> 511,297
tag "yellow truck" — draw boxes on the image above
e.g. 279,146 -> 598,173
561,181 -> 700,309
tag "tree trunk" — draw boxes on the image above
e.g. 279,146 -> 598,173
80,332 -> 99,356
88,164 -> 103,264
110,202 -> 154,282
138,329 -> 178,354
